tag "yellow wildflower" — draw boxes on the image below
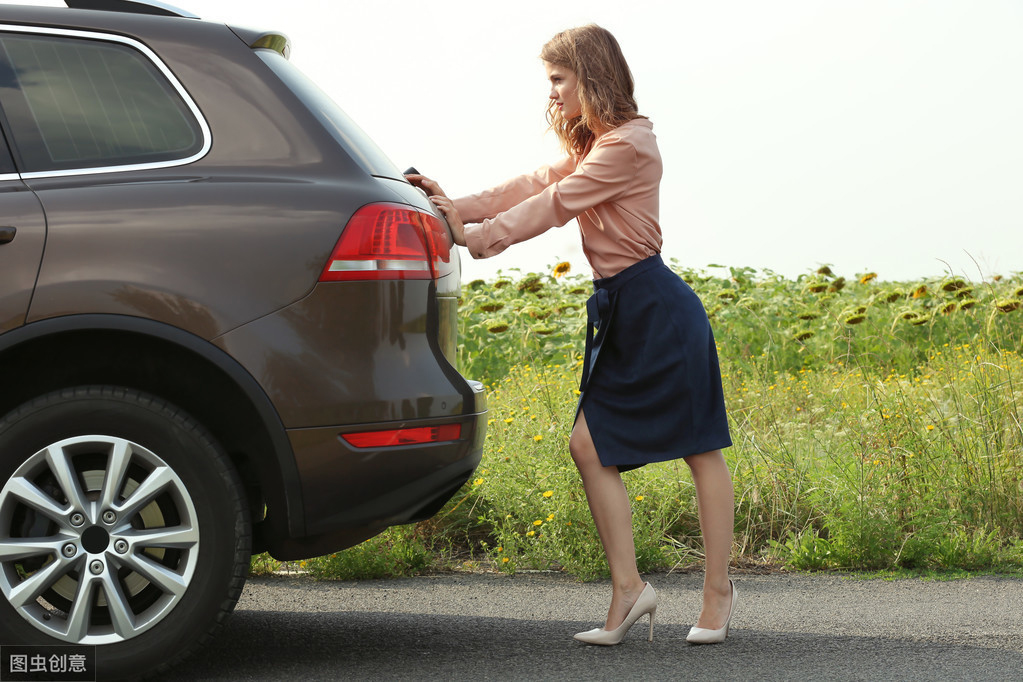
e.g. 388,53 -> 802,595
533,435 -> 543,442
533,520 -> 543,526
543,490 -> 554,498
635,495 -> 645,502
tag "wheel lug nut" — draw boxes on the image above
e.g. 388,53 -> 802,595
62,543 -> 77,558
89,560 -> 104,575
102,511 -> 117,524
114,540 -> 129,554
70,513 -> 85,527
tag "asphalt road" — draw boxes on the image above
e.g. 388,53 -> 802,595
166,571 -> 1023,681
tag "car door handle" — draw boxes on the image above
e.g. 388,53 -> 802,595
0,227 -> 15,244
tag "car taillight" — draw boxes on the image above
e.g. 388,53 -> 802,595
320,202 -> 452,281
341,424 -> 462,448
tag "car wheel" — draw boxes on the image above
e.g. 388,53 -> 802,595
0,386 -> 250,679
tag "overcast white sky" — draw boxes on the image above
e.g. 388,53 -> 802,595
7,0 -> 1023,283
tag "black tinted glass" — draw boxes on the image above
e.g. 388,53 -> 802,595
0,33 -> 203,172
0,128 -> 15,175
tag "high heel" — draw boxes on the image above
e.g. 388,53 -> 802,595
686,580 -> 736,644
574,582 -> 657,646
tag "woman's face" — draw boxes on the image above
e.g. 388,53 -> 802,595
545,61 -> 581,119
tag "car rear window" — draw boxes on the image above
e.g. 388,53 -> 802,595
0,30 -> 206,174
256,49 -> 404,180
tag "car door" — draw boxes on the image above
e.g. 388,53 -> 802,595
0,130 -> 45,334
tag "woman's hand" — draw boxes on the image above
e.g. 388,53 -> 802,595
429,195 -> 466,247
405,173 -> 447,198
405,173 -> 466,247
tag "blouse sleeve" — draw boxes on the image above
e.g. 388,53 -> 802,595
460,132 -> 639,259
453,155 -> 575,223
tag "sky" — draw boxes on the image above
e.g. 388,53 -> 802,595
6,0 -> 1023,284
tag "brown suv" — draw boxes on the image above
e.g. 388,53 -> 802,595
0,1 -> 486,678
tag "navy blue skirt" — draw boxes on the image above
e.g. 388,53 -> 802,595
577,254 -> 732,470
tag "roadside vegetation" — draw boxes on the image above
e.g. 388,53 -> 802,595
252,261 -> 1023,579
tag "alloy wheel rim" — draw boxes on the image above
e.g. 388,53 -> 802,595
0,435 -> 200,644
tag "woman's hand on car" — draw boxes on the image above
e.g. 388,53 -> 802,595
428,195 -> 466,247
405,173 -> 446,198
406,174 -> 466,247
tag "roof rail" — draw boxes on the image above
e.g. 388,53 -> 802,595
64,0 -> 199,19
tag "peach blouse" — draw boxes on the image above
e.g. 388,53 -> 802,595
453,118 -> 663,279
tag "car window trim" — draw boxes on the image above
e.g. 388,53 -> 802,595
0,23 -> 212,179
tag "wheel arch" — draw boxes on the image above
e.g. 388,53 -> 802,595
0,314 -> 303,547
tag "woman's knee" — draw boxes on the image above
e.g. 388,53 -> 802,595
684,449 -> 726,473
570,415 -> 601,471
569,429 -> 594,468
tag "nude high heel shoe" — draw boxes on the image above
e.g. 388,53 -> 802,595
574,582 -> 657,646
686,580 -> 736,644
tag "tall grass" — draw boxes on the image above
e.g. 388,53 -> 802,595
256,263 -> 1023,578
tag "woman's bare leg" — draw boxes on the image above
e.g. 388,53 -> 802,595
685,449 -> 735,628
570,411 -> 646,630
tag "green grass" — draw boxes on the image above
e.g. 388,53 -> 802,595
252,262 -> 1023,580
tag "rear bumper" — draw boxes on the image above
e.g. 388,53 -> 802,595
265,383 -> 486,560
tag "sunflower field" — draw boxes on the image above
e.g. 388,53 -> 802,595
255,261 -> 1023,579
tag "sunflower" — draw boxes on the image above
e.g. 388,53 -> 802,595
486,320 -> 510,333
941,278 -> 968,292
518,275 -> 544,293
995,299 -> 1021,313
859,272 -> 878,284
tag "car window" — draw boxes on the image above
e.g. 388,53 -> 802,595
0,127 -> 15,176
0,31 -> 205,173
256,49 -> 404,180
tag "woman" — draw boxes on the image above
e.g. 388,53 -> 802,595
407,24 -> 736,646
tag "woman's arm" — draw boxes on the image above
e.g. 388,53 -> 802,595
405,157 -> 577,252
462,133 -> 639,259
454,156 -> 576,223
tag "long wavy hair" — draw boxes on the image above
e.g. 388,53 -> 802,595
541,25 -> 643,156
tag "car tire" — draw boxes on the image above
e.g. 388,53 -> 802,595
0,386 -> 250,680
